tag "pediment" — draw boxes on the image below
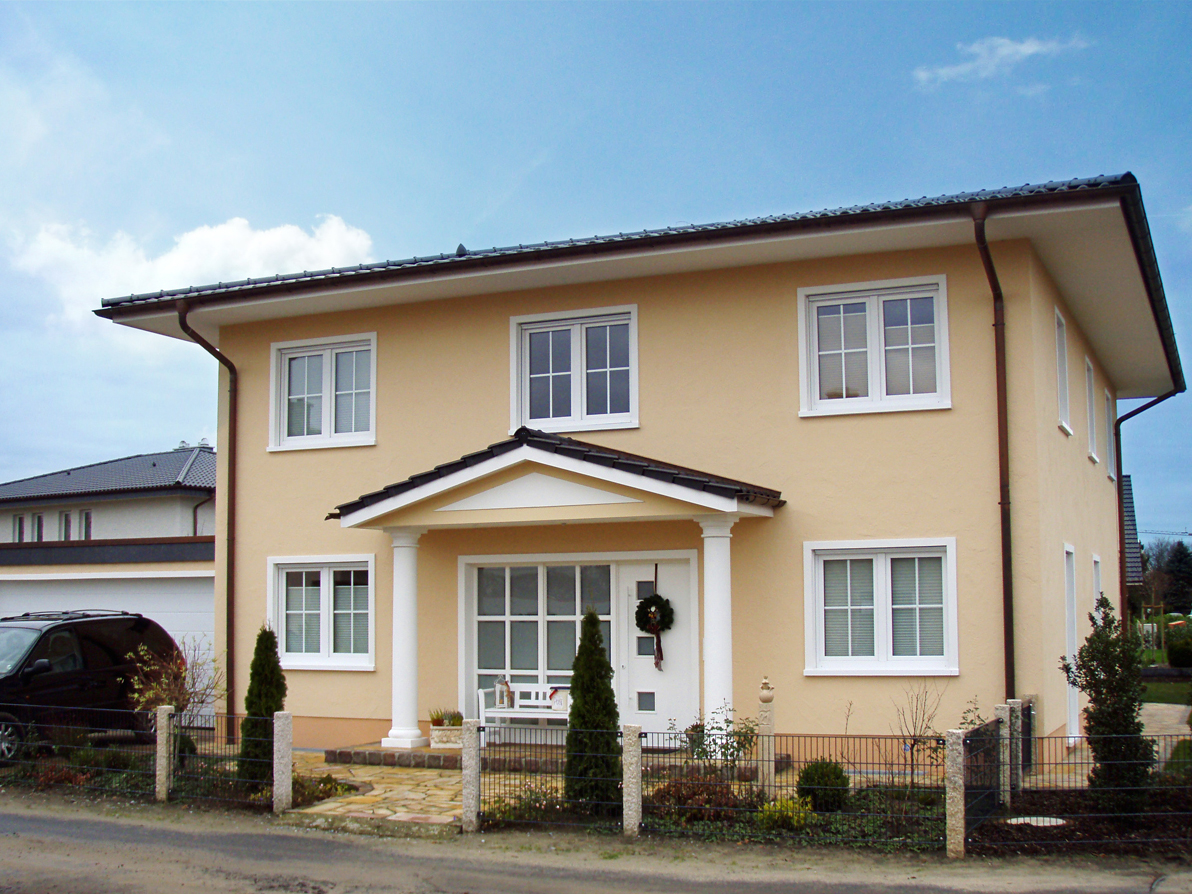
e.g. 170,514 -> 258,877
436,472 -> 640,512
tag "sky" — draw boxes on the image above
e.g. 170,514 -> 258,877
0,2 -> 1190,536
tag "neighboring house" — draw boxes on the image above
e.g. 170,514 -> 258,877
96,174 -> 1182,748
0,445 -> 217,659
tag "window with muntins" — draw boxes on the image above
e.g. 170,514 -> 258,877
1056,311 -> 1070,433
272,334 -> 376,450
271,556 -> 373,669
1105,390 -> 1116,479
799,278 -> 950,416
1086,359 -> 1098,461
511,308 -> 638,433
805,539 -> 957,674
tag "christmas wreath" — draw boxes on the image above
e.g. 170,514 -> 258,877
635,593 -> 674,670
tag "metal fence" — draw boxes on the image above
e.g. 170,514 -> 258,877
0,702 -> 157,798
478,726 -> 623,829
962,718 -> 1003,832
168,712 -> 275,807
967,733 -> 1192,855
1020,700 -> 1035,774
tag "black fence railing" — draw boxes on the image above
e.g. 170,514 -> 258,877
967,733 -> 1192,855
169,712 -> 275,806
0,702 -> 157,798
639,731 -> 945,848
1020,700 -> 1035,774
963,718 -> 1003,832
478,726 -> 622,829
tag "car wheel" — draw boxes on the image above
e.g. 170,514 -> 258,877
0,712 -> 25,766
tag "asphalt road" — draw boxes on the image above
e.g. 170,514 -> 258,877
0,791 -> 1188,894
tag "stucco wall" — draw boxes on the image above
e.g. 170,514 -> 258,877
207,238 -> 1121,744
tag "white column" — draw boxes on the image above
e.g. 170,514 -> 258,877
382,528 -> 429,748
698,515 -> 737,717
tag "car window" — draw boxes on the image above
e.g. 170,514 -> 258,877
29,629 -> 84,673
129,618 -> 176,658
0,627 -> 40,675
77,622 -> 121,670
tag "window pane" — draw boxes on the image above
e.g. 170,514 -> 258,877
891,607 -> 917,656
510,622 -> 538,670
586,325 -> 607,369
529,376 -> 550,419
817,305 -> 842,351
637,692 -> 656,712
919,608 -> 945,655
850,560 -> 873,606
477,622 -> 505,668
352,613 -> 368,653
334,391 -> 353,433
909,296 -> 934,327
918,557 -> 944,604
335,351 -> 355,393
333,613 -> 351,653
885,348 -> 911,395
306,354 -> 323,393
580,565 -> 611,615
547,621 -> 576,670
306,395 -> 322,435
529,331 -> 550,375
609,369 -> 630,414
287,399 -> 305,437
285,615 -> 304,653
883,298 -> 908,330
551,373 -> 571,417
911,346 -> 936,394
288,355 -> 305,394
890,557 -> 916,606
637,635 -> 655,656
823,560 -> 849,607
819,354 -> 843,400
356,349 -> 370,388
844,351 -> 869,398
842,304 -> 867,350
851,609 -> 874,656
304,614 -> 320,653
355,392 -> 370,431
587,371 -> 608,416
600,620 -> 611,661
609,324 -> 629,368
546,566 -> 576,615
510,566 -> 538,615
477,567 -> 505,615
551,329 -> 571,372
824,609 -> 849,656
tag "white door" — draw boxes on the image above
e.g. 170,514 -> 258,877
616,560 -> 698,734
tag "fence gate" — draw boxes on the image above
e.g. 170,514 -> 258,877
963,718 -> 1002,832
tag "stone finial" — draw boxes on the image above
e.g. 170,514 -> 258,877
758,675 -> 774,704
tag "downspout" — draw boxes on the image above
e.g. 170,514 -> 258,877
176,300 -> 237,710
971,204 -> 1016,700
1114,390 -> 1178,622
192,494 -> 214,537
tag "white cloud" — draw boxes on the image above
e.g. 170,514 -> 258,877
11,215 -> 374,329
914,36 -> 1090,89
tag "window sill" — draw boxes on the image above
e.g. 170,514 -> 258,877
281,660 -> 375,672
268,436 -> 376,453
1058,421 -> 1073,437
511,419 -> 639,436
803,666 -> 958,677
1088,453 -> 1100,465
799,399 -> 951,419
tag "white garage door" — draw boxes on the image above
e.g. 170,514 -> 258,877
0,573 -> 215,660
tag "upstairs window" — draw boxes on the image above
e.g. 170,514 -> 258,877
1086,359 -> 1098,462
1056,311 -> 1071,434
31,514 -> 43,542
1105,390 -> 1117,480
511,307 -> 638,433
270,334 -> 376,450
80,510 -> 92,540
59,512 -> 72,542
11,515 -> 24,543
799,277 -> 950,416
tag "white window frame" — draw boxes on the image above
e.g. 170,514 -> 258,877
1105,390 -> 1117,480
268,333 -> 377,451
31,514 -> 43,542
1085,358 -> 1098,463
1092,554 -> 1102,602
11,515 -> 24,543
509,306 -> 639,434
266,554 -> 375,671
58,511 -> 72,542
1056,310 -> 1071,435
803,537 -> 959,676
798,276 -> 951,417
80,510 -> 92,541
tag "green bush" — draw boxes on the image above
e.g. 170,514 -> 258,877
238,627 -> 287,786
797,759 -> 850,812
756,796 -> 814,831
1061,596 -> 1155,811
564,611 -> 620,814
647,774 -> 764,823
1167,626 -> 1192,668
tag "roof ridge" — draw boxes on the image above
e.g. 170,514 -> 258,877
175,446 -> 202,485
0,448 -> 186,488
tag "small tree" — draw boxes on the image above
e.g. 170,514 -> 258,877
564,611 -> 620,814
1164,541 -> 1192,615
1060,595 -> 1154,811
238,627 -> 287,786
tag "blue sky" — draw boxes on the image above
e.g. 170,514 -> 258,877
1,2 -> 1189,535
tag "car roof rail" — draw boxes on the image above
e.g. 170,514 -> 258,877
0,610 -> 144,622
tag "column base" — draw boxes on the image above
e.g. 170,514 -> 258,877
382,728 -> 429,749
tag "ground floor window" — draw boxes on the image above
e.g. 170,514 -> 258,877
268,554 -> 374,670
474,563 -> 612,693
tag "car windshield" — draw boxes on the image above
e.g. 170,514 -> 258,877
0,627 -> 41,675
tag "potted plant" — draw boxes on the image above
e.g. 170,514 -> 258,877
429,709 -> 464,748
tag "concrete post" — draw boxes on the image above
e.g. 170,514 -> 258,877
1007,699 -> 1023,794
622,724 -> 642,838
698,515 -> 738,716
945,729 -> 965,859
383,528 -> 430,748
757,677 -> 775,795
461,720 -> 481,833
154,705 -> 174,803
273,711 -> 293,814
994,705 -> 1011,810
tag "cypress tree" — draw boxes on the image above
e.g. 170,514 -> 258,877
238,626 -> 287,786
564,610 -> 620,814
1164,541 -> 1192,615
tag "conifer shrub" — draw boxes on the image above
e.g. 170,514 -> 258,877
1061,596 -> 1155,811
238,627 -> 287,787
796,759 -> 850,812
1167,625 -> 1192,669
564,610 -> 620,815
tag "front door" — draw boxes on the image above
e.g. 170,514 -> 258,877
616,560 -> 697,733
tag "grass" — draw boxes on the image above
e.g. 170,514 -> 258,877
1141,680 -> 1192,705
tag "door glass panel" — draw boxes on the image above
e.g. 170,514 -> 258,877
546,566 -> 576,615
477,567 -> 505,615
580,565 -> 611,614
477,622 -> 504,668
510,622 -> 538,670
547,621 -> 576,670
510,567 -> 538,615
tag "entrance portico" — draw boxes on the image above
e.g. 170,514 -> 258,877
330,428 -> 783,746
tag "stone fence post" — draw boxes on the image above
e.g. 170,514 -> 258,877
273,711 -> 293,814
994,704 -> 1011,810
757,677 -> 775,794
622,724 -> 642,838
1007,699 -> 1023,794
945,728 -> 965,859
461,720 -> 481,832
154,705 -> 174,803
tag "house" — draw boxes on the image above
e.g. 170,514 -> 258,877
0,445 -> 217,657
95,174 -> 1182,748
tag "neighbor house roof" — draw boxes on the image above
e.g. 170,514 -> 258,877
0,445 -> 216,505
1122,474 -> 1143,587
330,427 -> 784,520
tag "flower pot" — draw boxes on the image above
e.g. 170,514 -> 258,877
429,726 -> 463,749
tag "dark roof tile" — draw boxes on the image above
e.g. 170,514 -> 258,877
0,446 -> 216,504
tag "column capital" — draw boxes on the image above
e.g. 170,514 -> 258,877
387,527 -> 427,548
697,514 -> 739,538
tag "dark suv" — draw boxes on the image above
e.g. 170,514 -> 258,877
0,611 -> 179,762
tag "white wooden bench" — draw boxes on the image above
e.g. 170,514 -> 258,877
477,684 -> 569,742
